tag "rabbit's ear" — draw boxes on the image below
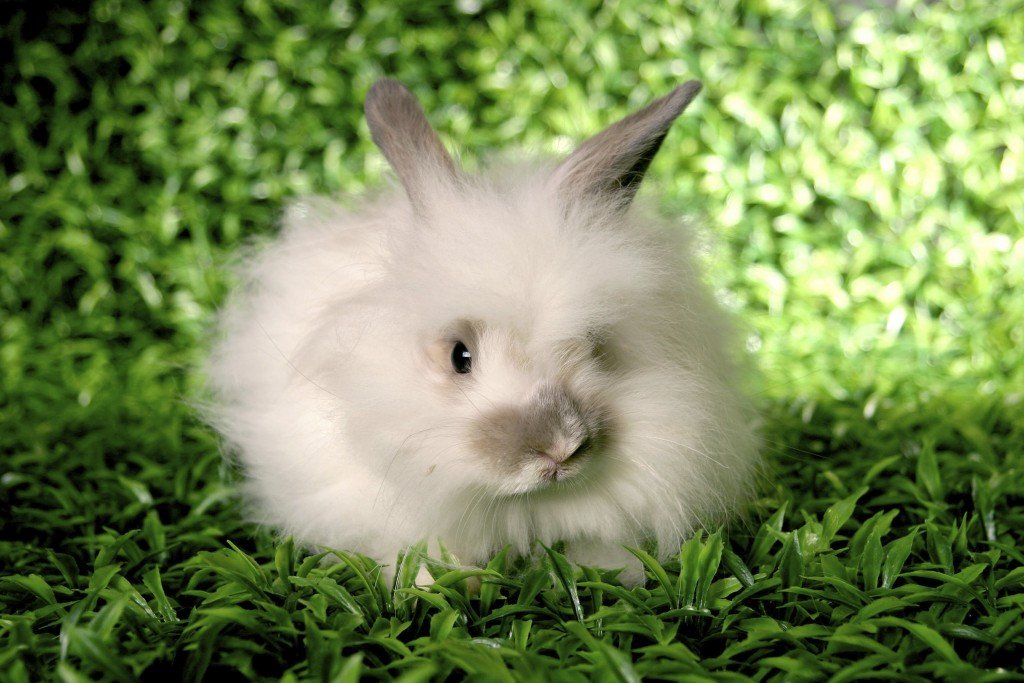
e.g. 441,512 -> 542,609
365,78 -> 460,211
553,81 -> 702,208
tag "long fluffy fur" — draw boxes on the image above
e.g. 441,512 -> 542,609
203,160 -> 759,578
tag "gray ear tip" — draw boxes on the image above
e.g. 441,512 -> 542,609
672,80 -> 703,106
365,77 -> 414,114
681,79 -> 703,94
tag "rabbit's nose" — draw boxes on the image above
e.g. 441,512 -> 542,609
522,384 -> 595,463
539,434 -> 592,464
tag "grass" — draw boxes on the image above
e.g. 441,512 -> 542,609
2,0 -> 1023,679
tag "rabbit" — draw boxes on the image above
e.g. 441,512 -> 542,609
203,77 -> 760,586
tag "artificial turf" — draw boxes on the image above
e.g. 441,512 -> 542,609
2,0 -> 1023,679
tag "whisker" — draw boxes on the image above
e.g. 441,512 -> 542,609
373,422 -> 464,513
454,486 -> 489,547
752,367 -> 825,396
449,377 -> 492,417
638,435 -> 729,469
256,320 -> 343,401
759,437 -> 826,459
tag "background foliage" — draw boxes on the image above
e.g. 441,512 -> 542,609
2,0 -> 1023,679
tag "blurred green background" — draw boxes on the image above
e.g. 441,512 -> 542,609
2,0 -> 1023,679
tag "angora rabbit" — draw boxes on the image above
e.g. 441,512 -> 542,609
205,78 -> 759,584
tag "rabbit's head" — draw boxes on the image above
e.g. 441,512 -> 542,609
313,79 -> 749,519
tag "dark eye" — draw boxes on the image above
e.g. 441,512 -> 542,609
451,341 -> 472,374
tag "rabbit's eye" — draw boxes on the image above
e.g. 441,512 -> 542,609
451,341 -> 472,374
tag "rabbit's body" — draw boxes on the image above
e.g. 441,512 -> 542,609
205,80 -> 759,580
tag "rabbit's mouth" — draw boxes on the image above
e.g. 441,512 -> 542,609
536,454 -> 583,484
504,456 -> 585,495
531,434 -> 593,484
520,434 -> 605,492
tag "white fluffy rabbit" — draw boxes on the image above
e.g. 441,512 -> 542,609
204,78 -> 759,583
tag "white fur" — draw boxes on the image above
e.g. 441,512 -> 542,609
203,162 -> 759,579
